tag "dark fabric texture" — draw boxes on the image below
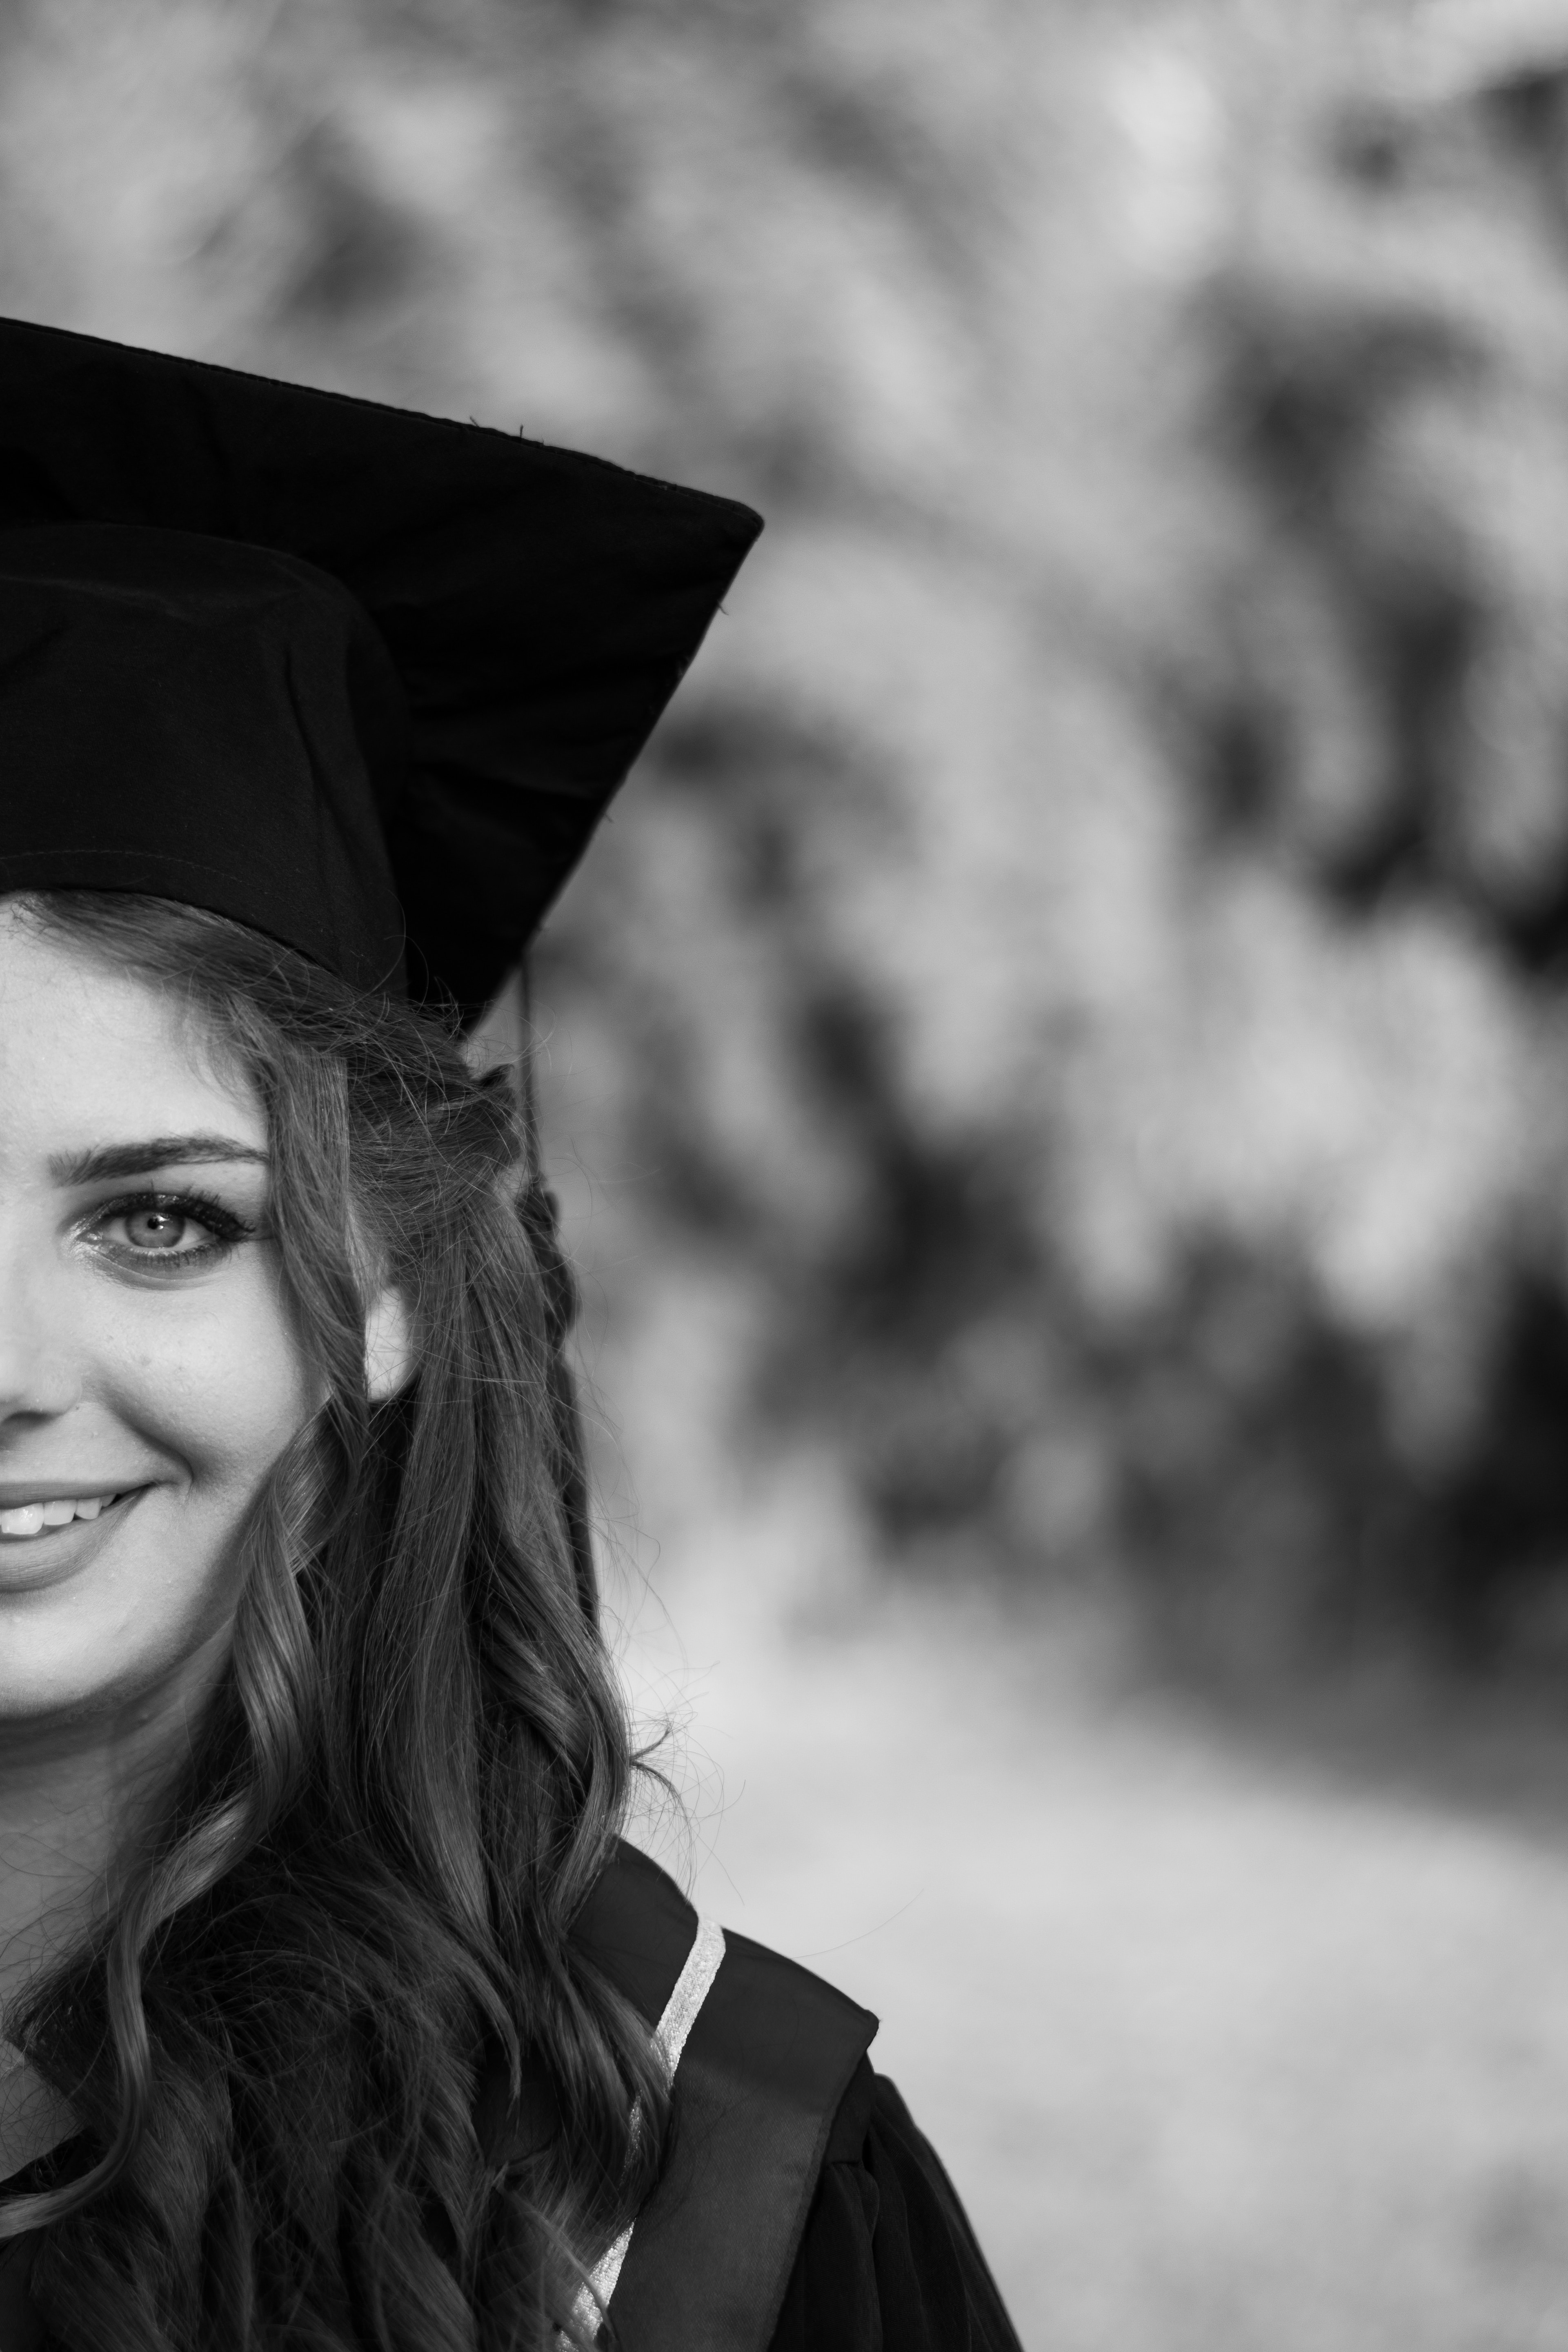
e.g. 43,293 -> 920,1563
568,1836 -> 705,2032
565,1843 -> 1023,2352
0,522 -> 410,993
0,312 -> 762,1012
566,1840 -> 883,2351
767,2064 -> 1026,2352
600,1927 -> 878,2352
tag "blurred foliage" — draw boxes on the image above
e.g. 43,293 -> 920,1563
9,0 -> 1568,1671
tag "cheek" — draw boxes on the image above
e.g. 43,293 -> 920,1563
104,1255 -> 316,1487
0,1262 -> 318,1721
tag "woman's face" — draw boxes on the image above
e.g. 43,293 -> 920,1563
0,908 -> 315,1736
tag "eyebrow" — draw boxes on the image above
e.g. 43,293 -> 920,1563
49,1134 -> 270,1187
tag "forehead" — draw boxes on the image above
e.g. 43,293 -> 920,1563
0,908 -> 263,1168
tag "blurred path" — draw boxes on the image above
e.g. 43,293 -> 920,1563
616,1558 -> 1568,2352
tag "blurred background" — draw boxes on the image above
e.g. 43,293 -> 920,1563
13,0 -> 1568,2339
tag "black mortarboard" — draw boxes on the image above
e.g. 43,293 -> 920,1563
0,316 -> 762,1016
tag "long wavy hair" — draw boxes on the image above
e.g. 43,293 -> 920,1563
0,890 -> 667,2351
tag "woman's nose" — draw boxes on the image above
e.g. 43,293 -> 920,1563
0,1236 -> 82,1420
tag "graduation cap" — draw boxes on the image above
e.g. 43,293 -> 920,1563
0,315 -> 763,1018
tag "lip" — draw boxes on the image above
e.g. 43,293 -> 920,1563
0,1479 -> 148,1508
0,1486 -> 151,1592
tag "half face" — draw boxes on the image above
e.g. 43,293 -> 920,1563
0,906 -> 316,1736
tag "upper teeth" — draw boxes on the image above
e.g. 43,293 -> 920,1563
0,1495 -> 118,1537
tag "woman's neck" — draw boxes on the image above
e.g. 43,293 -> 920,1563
0,1724 -> 158,2185
0,1633 -> 232,2026
0,2045 -> 76,2183
0,1736 -> 133,2023
0,1661 -> 231,2183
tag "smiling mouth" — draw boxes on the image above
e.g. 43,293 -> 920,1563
0,1491 -> 140,1540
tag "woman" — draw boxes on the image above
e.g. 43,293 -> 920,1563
0,316 -> 1023,2352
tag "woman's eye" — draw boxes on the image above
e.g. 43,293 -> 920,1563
119,1206 -> 205,1253
82,1193 -> 250,1267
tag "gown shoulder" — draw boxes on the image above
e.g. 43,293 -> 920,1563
769,2058 -> 1024,2352
566,1841 -> 1025,2352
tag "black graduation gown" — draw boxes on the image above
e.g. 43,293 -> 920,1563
0,1843 -> 1023,2351
563,1841 -> 1023,2352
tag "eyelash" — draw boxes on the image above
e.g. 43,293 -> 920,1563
81,1188 -> 257,1270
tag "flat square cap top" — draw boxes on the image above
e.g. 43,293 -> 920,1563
0,315 -> 763,1011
